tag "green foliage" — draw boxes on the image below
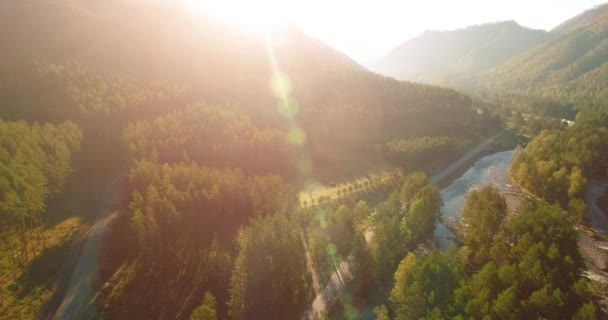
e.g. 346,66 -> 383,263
34,61 -> 180,117
404,184 -> 442,244
102,160 -> 296,319
371,172 -> 441,287
190,292 -> 217,320
576,103 -> 608,127
370,195 -> 409,285
0,61 -> 179,123
306,201 -> 368,287
461,186 -> 507,266
511,123 -> 608,209
384,196 -> 597,320
229,212 -> 311,320
124,104 -> 294,176
373,305 -> 390,320
553,4 -> 608,34
473,13 -> 608,104
390,249 -> 463,320
459,202 -> 592,319
382,136 -> 454,167
127,160 -> 296,250
0,119 -> 82,266
400,171 -> 431,205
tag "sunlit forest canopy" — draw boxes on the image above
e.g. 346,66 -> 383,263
1,0 -> 607,319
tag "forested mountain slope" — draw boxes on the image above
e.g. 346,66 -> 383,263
0,1 -> 499,319
463,3 -> 608,103
0,0 -> 487,180
553,3 -> 608,34
374,21 -> 551,83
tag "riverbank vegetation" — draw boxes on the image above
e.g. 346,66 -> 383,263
376,186 -> 597,319
510,105 -> 608,224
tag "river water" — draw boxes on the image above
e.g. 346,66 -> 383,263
435,149 -> 516,248
315,149 -> 519,319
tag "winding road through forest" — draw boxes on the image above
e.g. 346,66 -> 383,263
43,176 -> 125,320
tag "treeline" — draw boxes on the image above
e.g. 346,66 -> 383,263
511,96 -> 578,120
1,0 -> 493,180
0,119 -> 82,274
1,61 -> 180,123
0,61 -> 183,174
381,136 -> 454,167
123,104 -> 294,176
511,106 -> 608,222
377,186 -> 597,319
101,168 -> 443,319
100,160 -> 297,319
306,202 -> 368,288
317,172 -> 442,317
510,112 -> 567,136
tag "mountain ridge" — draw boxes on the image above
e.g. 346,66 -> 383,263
373,20 -> 551,83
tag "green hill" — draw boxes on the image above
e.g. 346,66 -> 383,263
553,3 -> 608,34
374,21 -> 551,83
0,0 -> 486,181
469,5 -> 608,103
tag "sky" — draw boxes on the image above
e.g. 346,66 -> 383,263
184,0 -> 607,64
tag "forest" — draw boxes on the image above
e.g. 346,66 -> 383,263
381,136 -> 454,168
375,187 -> 596,320
468,8 -> 608,105
1,1 -> 607,319
510,105 -> 608,223
0,3 -> 493,318
0,119 -> 82,268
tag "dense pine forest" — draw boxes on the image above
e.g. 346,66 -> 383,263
1,1 -> 608,319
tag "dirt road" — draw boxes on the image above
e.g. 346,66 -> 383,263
42,176 -> 125,320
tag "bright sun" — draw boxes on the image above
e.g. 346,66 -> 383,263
183,0 -> 291,32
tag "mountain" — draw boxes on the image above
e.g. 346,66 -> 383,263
469,3 -> 608,103
374,21 -> 551,83
0,0 -> 485,180
553,3 -> 608,34
0,2 -> 501,319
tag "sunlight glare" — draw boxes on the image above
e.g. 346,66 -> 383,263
183,0 -> 291,32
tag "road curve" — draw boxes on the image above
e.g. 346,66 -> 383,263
44,176 -> 125,320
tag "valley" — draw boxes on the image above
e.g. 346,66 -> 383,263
0,1 -> 607,320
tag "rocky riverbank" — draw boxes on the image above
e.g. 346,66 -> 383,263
582,180 -> 608,317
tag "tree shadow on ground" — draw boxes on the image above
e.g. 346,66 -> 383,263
12,238 -> 77,300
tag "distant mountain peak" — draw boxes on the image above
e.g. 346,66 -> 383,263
374,21 -> 551,83
467,2 -> 608,104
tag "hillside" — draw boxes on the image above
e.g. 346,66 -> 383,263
469,6 -> 608,103
0,0 -> 486,181
373,21 -> 551,83
553,3 -> 608,34
0,1 -> 497,319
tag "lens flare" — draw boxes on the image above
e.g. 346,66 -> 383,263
277,97 -> 299,119
287,127 -> 306,145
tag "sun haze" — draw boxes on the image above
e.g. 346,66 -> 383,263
182,0 -> 292,32
182,0 -> 607,64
